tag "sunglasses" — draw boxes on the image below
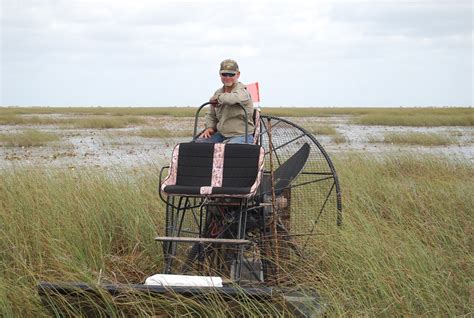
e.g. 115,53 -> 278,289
220,72 -> 236,77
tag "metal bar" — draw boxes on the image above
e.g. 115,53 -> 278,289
258,176 -> 334,196
258,118 -> 284,137
155,237 -> 251,244
264,132 -> 306,155
288,176 -> 334,189
267,118 -> 280,285
300,172 -> 333,176
236,199 -> 249,282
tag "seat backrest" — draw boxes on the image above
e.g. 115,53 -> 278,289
161,143 -> 265,197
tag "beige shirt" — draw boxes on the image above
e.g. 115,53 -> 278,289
205,82 -> 255,137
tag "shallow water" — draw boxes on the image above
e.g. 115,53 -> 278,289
1,116 -> 472,169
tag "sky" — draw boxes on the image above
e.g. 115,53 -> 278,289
1,0 -> 472,107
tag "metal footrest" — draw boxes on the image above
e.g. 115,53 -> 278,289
155,236 -> 251,245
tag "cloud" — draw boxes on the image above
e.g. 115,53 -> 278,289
1,0 -> 472,106
328,1 -> 472,38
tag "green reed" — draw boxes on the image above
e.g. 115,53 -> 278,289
0,154 -> 471,316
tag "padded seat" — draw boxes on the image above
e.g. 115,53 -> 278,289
161,143 -> 265,198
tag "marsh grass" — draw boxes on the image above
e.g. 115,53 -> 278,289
68,116 -> 146,129
354,112 -> 473,127
137,128 -> 192,138
2,106 -> 471,121
0,155 -> 472,316
1,107 -> 199,117
321,154 -> 473,315
332,133 -> 347,144
307,124 -> 337,136
0,114 -> 26,125
374,132 -> 456,146
0,129 -> 60,147
0,113 -> 149,128
0,115 -> 64,125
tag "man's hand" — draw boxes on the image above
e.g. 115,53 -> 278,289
200,127 -> 216,138
209,95 -> 220,107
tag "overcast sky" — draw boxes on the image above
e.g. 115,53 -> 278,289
1,0 -> 472,107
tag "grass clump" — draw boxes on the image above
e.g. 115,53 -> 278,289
137,128 -> 191,138
70,116 -> 145,129
0,107 -> 199,117
332,133 -> 347,144
0,129 -> 60,147
0,115 -> 26,125
354,112 -> 473,127
307,124 -> 337,136
0,115 -> 64,125
380,132 -> 455,146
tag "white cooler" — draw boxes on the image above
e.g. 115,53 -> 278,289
145,274 -> 223,287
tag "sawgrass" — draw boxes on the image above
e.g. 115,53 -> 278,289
313,154 -> 472,315
0,107 -> 199,117
69,116 -> 145,129
307,124 -> 338,136
0,115 -> 61,125
380,132 -> 455,146
332,133 -> 347,144
353,111 -> 473,127
2,107 -> 471,125
0,114 -> 27,125
0,154 -> 471,316
137,128 -> 191,138
0,114 -> 147,128
0,129 -> 60,147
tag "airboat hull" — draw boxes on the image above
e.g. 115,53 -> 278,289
37,281 -> 276,299
38,281 -> 323,316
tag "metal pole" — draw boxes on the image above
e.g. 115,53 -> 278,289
267,118 -> 280,284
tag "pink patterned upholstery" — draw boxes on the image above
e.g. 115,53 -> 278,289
161,143 -> 265,198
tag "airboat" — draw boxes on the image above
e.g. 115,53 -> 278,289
38,88 -> 342,316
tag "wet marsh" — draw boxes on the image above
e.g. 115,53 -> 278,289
0,107 -> 472,316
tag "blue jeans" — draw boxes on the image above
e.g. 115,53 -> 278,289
195,132 -> 254,144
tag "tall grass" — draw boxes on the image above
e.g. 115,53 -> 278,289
332,133 -> 347,144
0,115 -> 27,125
0,129 -> 60,147
0,114 -> 147,127
0,154 -> 472,316
372,132 -> 456,146
0,114 -> 65,126
354,113 -> 473,127
69,116 -> 145,129
0,107 -> 200,117
307,124 -> 337,136
137,128 -> 191,138
315,154 -> 472,315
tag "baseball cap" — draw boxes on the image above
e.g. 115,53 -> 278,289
219,59 -> 239,74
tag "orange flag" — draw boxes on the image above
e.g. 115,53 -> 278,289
245,82 -> 260,103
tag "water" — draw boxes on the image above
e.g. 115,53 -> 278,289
1,117 -> 472,169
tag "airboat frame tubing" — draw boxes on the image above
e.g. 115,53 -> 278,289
162,196 -> 255,283
192,101 -> 249,143
266,117 -> 281,284
259,115 -> 342,225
